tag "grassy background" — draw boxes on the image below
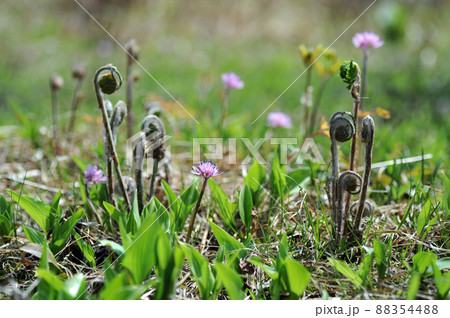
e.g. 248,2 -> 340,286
0,0 -> 449,166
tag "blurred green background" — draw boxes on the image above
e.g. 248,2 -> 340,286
0,0 -> 448,166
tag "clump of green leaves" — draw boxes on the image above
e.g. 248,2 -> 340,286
407,252 -> 450,300
339,60 -> 360,89
250,234 -> 311,299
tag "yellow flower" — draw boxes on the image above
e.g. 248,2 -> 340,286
375,107 -> 391,119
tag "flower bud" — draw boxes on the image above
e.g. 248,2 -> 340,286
125,39 -> 139,61
72,62 -> 87,80
50,74 -> 64,91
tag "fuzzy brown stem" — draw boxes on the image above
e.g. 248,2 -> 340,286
353,116 -> 374,236
330,138 -> 339,240
149,158 -> 159,199
94,66 -> 131,212
134,138 -> 145,214
343,73 -> 361,236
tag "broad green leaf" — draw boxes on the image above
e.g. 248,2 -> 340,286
215,263 -> 244,300
50,190 -> 62,219
103,201 -> 123,223
417,200 -> 432,236
143,197 -> 172,234
0,214 -> 12,236
100,272 -> 145,300
373,239 -> 388,281
119,217 -> 132,249
64,274 -> 87,299
161,179 -> 191,232
122,213 -> 161,284
435,257 -> 450,271
413,251 -> 437,274
154,236 -> 184,300
127,194 -> 141,235
181,243 -> 215,299
244,160 -> 266,206
275,234 -> 289,271
406,270 -> 422,300
209,220 -> 247,259
248,257 -> 279,280
432,263 -> 450,299
0,195 -> 12,235
209,179 -> 237,230
72,230 -> 96,267
99,240 -> 125,256
37,269 -> 64,293
439,172 -> 450,218
286,169 -> 310,190
269,155 -> 286,205
50,209 -> 84,253
357,252 -> 374,285
23,226 -> 46,246
328,258 -> 363,288
280,259 -> 311,299
239,185 -> 253,232
8,190 -> 51,232
0,195 -> 11,215
180,179 -> 200,207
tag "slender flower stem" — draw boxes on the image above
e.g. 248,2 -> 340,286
94,66 -> 131,212
126,61 -> 133,139
218,87 -> 230,135
84,182 -> 102,224
186,178 -> 208,244
356,49 -> 369,167
360,49 -> 368,113
51,89 -> 59,151
67,78 -> 83,141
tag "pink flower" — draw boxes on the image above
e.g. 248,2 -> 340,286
352,32 -> 383,50
192,160 -> 223,179
221,72 -> 244,90
85,165 -> 107,184
267,112 -> 292,129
